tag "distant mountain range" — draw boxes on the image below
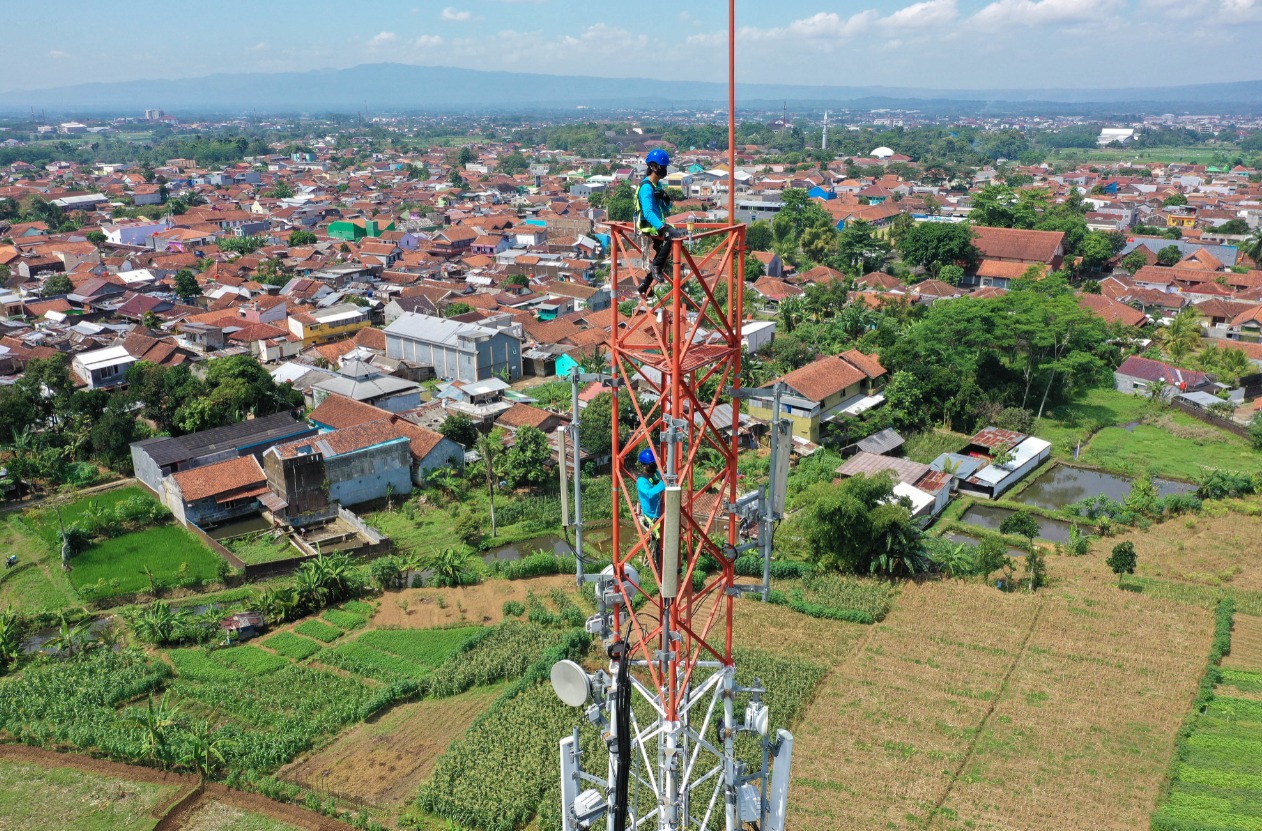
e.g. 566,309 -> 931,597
2,63 -> 1261,115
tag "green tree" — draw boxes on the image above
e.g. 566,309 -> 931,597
937,264 -> 964,286
1155,307 -> 1202,364
604,181 -> 635,223
475,432 -> 500,538
128,694 -> 182,767
265,181 -> 294,199
42,272 -> 73,296
835,219 -> 892,274
428,547 -> 476,587
173,269 -> 201,301
975,538 -> 1010,582
1241,228 -> 1262,267
439,413 -> 478,448
1106,541 -> 1137,585
793,474 -> 927,576
999,510 -> 1040,546
1162,192 -> 1188,207
1023,547 -> 1046,591
896,222 -> 979,276
746,220 -> 773,250
1156,244 -> 1183,266
1250,414 -> 1262,451
497,150 -> 530,175
969,183 -> 1046,229
1077,232 -> 1115,272
1121,249 -> 1149,274
85,230 -> 107,247
502,426 -> 552,489
288,229 -> 317,246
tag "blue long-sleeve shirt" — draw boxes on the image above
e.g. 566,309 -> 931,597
637,473 -> 665,521
637,178 -> 670,232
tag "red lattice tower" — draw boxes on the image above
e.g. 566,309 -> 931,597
606,220 -> 745,723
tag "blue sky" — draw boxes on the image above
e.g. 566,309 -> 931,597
5,0 -> 1261,93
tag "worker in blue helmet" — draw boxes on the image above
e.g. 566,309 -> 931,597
635,447 -> 665,570
635,149 -> 677,298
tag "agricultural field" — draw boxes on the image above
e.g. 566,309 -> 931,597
370,573 -> 578,628
787,579 -> 1209,831
278,686 -> 504,807
172,801 -> 303,831
1049,144 -> 1241,165
1101,498 -> 1262,593
1032,388 -> 1258,480
0,758 -> 179,831
0,514 -> 78,613
1152,610 -> 1262,831
12,486 -> 226,602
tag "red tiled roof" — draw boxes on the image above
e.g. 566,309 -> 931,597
171,455 -> 265,502
774,356 -> 866,402
971,226 -> 1064,264
309,396 -> 391,429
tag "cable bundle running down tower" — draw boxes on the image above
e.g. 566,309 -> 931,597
552,224 -> 793,831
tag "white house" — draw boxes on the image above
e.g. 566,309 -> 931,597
72,345 -> 137,389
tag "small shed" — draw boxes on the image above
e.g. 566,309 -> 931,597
854,428 -> 904,457
220,611 -> 266,641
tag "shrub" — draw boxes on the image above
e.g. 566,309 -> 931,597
502,600 -> 525,618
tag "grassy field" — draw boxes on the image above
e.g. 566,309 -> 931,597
787,579 -> 1209,831
69,524 -> 224,599
0,514 -> 78,613
1034,388 -> 1257,480
1104,498 -> 1262,593
903,429 -> 971,465
7,486 -> 227,603
279,685 -> 505,807
0,759 -> 178,831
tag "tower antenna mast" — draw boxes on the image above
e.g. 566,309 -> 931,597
553,3 -> 794,831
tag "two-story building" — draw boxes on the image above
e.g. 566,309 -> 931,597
286,303 -> 371,346
747,351 -> 887,443
384,312 -> 522,383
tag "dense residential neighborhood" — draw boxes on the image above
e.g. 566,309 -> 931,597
4,102 -> 1262,831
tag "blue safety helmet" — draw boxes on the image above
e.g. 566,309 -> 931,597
645,149 -> 671,168
638,448 -> 656,465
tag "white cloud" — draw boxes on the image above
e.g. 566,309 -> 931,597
415,34 -> 445,47
1218,0 -> 1262,22
368,31 -> 398,47
971,0 -> 1119,29
48,50 -> 66,59
249,41 -> 268,52
881,0 -> 958,28
442,7 -> 474,21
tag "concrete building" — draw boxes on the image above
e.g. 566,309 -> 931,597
165,455 -> 269,528
131,411 -> 316,501
384,312 -> 522,383
311,360 -> 422,413
287,303 -> 371,347
262,420 -> 413,516
72,345 -> 137,389
1114,355 -> 1213,400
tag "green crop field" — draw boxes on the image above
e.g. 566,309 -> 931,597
69,524 -> 224,600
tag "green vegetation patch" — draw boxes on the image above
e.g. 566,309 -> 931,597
70,524 -> 224,601
337,600 -> 377,617
0,759 -> 178,831
358,627 -> 482,668
261,632 -> 323,661
211,645 -> 289,675
322,609 -> 369,630
293,619 -> 343,643
426,621 -> 566,698
322,641 -> 426,683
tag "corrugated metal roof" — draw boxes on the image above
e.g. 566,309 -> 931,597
836,451 -> 930,486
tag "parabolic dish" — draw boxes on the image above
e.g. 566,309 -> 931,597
551,659 -> 591,707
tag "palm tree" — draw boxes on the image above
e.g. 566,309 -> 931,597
1155,307 -> 1202,364
0,610 -> 21,671
130,601 -> 182,646
475,433 -> 500,538
777,295 -> 804,334
47,614 -> 90,657
1241,227 -> 1262,268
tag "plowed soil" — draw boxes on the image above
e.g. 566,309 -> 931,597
371,574 -> 576,628
277,686 -> 502,807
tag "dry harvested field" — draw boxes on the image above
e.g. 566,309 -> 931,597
1104,499 -> 1262,591
788,579 -> 1210,831
278,686 -> 503,807
370,574 -> 576,628
174,801 -> 302,831
1223,613 -> 1262,672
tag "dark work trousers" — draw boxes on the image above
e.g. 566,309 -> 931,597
637,233 -> 671,295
